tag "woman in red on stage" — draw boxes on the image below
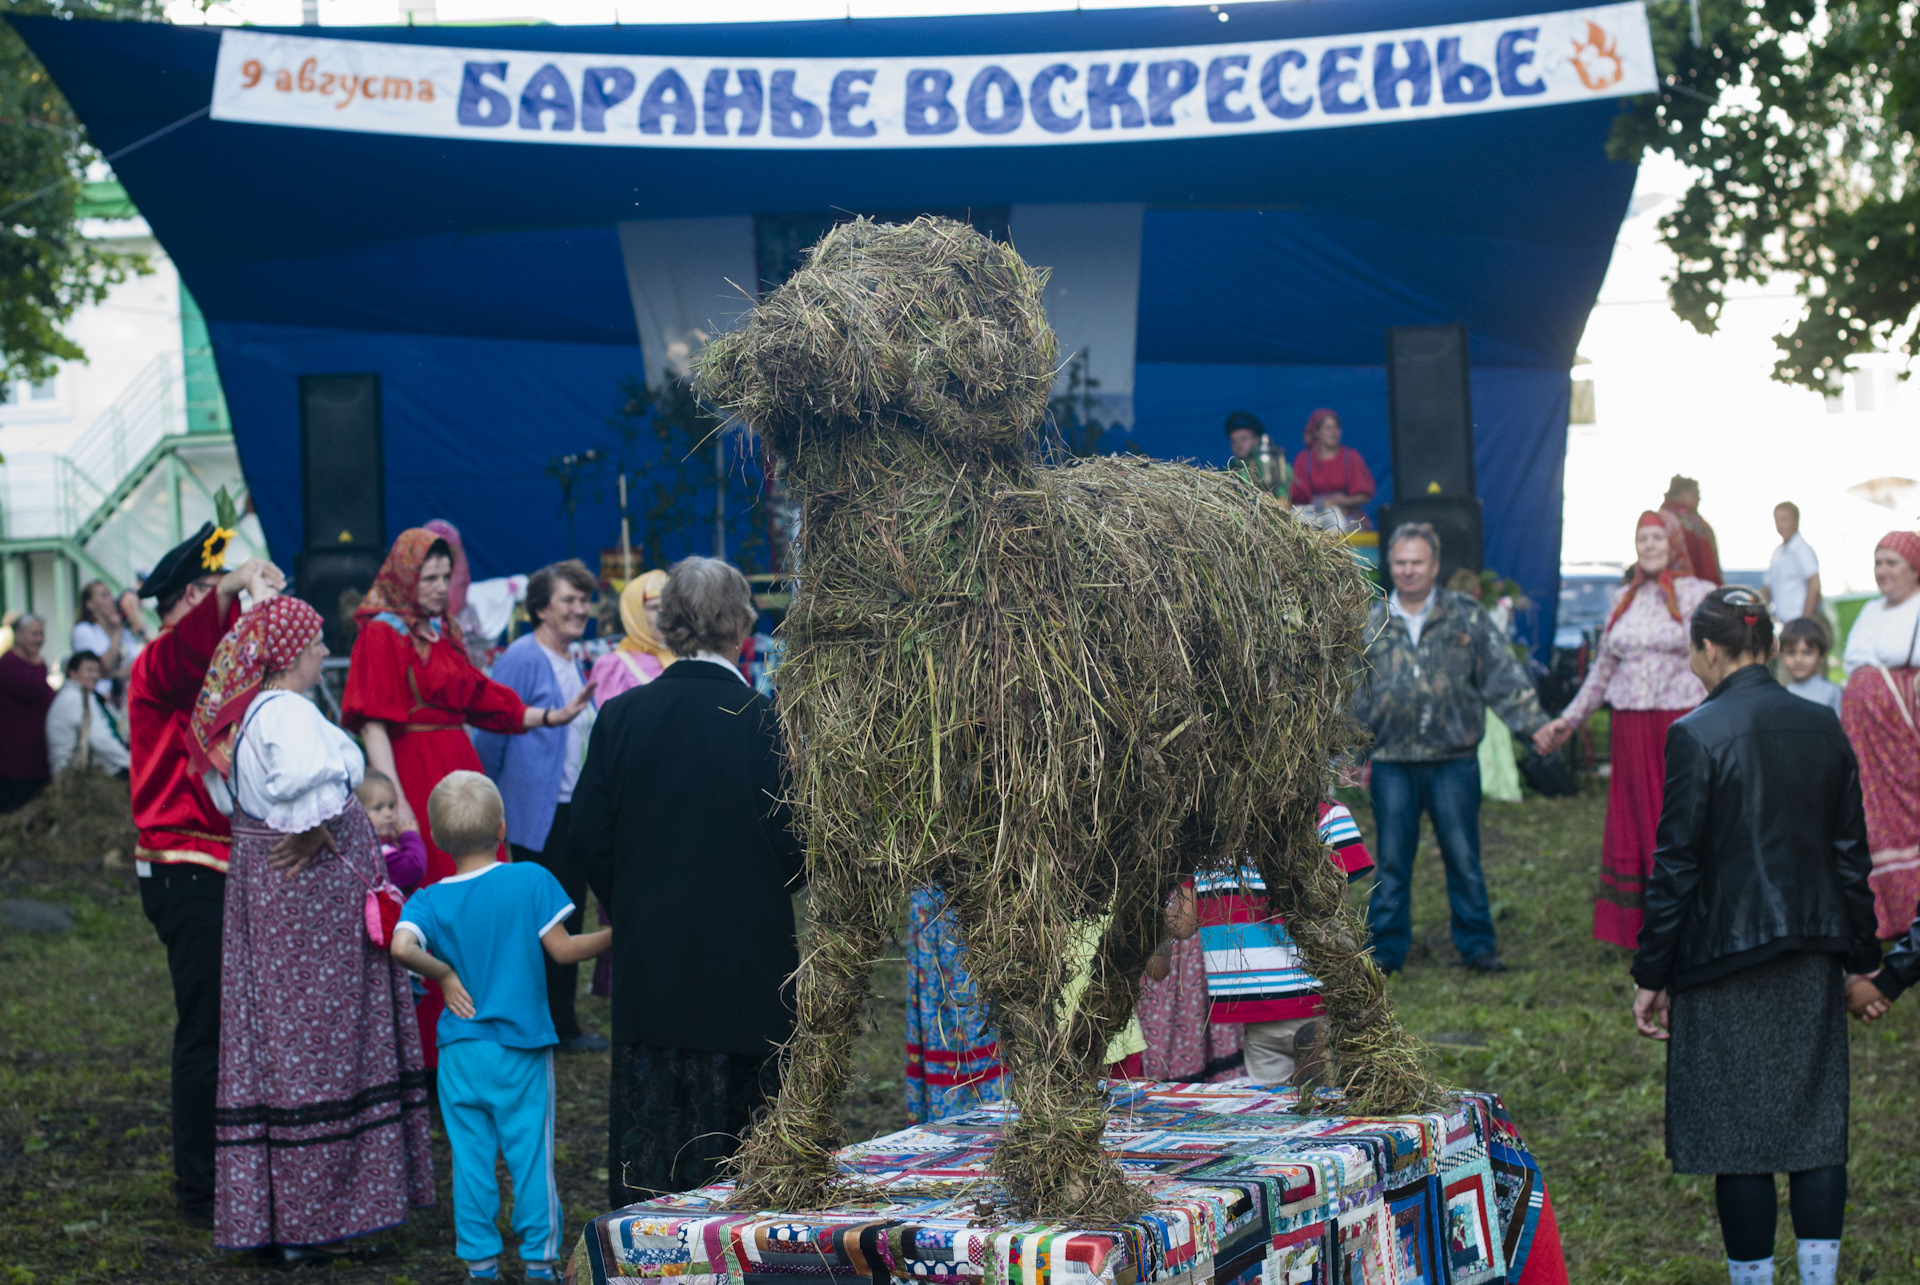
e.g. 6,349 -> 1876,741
342,528 -> 593,1065
1288,407 -> 1376,527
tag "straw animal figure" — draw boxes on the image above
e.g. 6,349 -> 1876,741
697,216 -> 1442,1221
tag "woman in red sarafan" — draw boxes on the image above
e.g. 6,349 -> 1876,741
342,528 -> 591,1066
1287,407 -> 1376,528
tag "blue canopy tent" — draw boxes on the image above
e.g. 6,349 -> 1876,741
12,0 -> 1650,651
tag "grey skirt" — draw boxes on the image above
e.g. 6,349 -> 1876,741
1665,951 -> 1849,1174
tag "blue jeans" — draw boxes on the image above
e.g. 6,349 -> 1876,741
1367,757 -> 1498,970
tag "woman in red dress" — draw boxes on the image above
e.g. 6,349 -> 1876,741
1288,407 -> 1376,528
342,528 -> 593,1064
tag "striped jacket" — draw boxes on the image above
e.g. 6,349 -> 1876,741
1196,802 -> 1374,1023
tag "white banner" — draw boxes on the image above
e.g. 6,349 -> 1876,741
209,5 -> 1654,150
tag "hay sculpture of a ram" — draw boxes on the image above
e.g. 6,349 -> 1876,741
697,216 -> 1442,1221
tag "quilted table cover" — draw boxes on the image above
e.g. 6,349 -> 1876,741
569,1082 -> 1569,1285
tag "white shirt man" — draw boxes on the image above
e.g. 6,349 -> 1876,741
1764,503 -> 1821,622
45,656 -> 130,775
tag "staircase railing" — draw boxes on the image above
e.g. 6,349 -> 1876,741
1,352 -> 188,541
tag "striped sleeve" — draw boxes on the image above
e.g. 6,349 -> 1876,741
1317,801 -> 1374,877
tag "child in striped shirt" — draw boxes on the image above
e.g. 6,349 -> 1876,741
1194,801 -> 1374,1086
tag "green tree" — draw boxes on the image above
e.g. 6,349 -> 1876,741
1,1 -> 157,384
1611,0 -> 1920,389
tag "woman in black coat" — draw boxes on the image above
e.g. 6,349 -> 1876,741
1632,586 -> 1880,1285
572,557 -> 803,1207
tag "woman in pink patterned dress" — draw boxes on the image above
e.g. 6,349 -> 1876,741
1536,511 -> 1713,948
1840,531 -> 1920,938
190,598 -> 433,1260
587,569 -> 675,709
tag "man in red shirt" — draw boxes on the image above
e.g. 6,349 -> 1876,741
129,521 -> 282,1227
1659,474 -> 1723,586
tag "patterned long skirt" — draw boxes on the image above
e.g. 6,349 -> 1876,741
904,887 -> 1004,1124
214,802 -> 434,1250
1593,708 -> 1689,949
1842,665 -> 1920,938
608,1043 -> 777,1208
1136,935 -> 1245,1082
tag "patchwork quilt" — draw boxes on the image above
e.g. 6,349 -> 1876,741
569,1082 -> 1565,1285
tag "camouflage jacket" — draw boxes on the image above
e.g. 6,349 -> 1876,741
1353,588 -> 1549,763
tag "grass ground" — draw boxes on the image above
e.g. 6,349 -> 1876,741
3,782 -> 1916,1283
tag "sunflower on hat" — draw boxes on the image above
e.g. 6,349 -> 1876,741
199,487 -> 241,572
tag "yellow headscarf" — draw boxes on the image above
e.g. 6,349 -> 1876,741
618,569 -> 675,664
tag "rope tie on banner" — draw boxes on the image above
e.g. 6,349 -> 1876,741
0,103 -> 212,222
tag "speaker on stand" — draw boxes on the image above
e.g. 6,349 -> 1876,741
1380,324 -> 1481,581
294,374 -> 386,657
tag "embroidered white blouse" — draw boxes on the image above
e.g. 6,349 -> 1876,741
207,691 -> 366,834
1560,576 -> 1714,725
1842,594 -> 1920,675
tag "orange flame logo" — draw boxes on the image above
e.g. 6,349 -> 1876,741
1569,22 -> 1624,90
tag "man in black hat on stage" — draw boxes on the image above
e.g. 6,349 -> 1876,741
127,500 -> 284,1227
1224,410 -> 1290,501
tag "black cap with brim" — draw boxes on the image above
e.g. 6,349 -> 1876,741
141,522 -> 219,602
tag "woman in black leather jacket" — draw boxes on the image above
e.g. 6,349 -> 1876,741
1631,586 -> 1879,1285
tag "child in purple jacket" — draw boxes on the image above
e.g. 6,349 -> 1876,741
356,769 -> 427,892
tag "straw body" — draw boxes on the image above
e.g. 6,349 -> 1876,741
698,217 -> 1441,1220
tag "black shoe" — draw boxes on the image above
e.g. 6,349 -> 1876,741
558,1031 -> 610,1053
1465,952 -> 1508,974
278,1243 -> 387,1267
178,1199 -> 214,1230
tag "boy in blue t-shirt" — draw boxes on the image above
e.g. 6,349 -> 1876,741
392,771 -> 611,1282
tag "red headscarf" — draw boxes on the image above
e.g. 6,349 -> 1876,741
355,527 -> 464,656
1303,407 -> 1340,449
1877,530 -> 1920,577
1608,510 -> 1696,631
188,596 -> 325,778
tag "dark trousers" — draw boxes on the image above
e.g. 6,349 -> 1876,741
137,862 -> 226,1210
1367,757 -> 1497,969
511,802 -> 584,1041
0,775 -> 46,814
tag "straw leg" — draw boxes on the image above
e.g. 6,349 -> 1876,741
967,887 -> 1153,1222
1246,804 -> 1444,1116
726,861 -> 895,1211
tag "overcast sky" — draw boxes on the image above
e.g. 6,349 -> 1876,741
166,0 -> 1920,590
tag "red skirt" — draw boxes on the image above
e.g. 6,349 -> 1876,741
1841,666 -> 1920,938
1594,708 -> 1689,949
389,723 -> 501,1068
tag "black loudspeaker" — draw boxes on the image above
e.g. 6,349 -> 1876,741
300,374 -> 384,551
1377,496 -> 1483,584
1386,324 -> 1475,500
295,546 -> 385,656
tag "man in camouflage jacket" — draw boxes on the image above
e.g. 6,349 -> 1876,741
1354,524 -> 1549,975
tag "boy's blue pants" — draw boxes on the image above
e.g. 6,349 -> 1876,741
438,1040 -> 562,1266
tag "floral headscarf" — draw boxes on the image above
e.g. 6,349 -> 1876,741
1609,510 -> 1696,631
618,569 -> 676,664
422,518 -> 471,618
189,597 -> 324,778
1877,530 -> 1920,578
355,528 -> 463,656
